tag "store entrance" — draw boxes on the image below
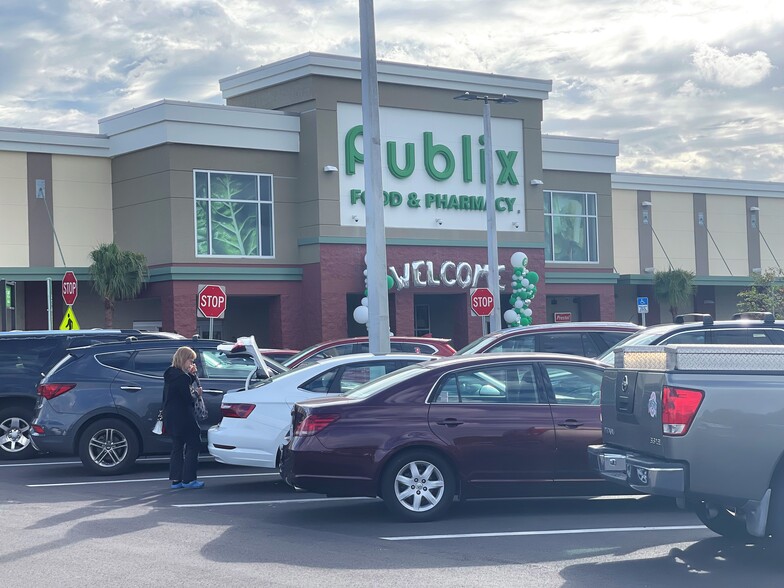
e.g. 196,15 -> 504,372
197,295 -> 275,344
413,294 -> 468,348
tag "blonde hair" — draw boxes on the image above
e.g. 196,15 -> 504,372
171,346 -> 196,370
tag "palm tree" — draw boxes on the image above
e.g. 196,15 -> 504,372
653,269 -> 696,321
89,243 -> 148,327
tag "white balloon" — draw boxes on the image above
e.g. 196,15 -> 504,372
364,254 -> 368,265
514,299 -> 524,308
353,305 -> 369,324
504,309 -> 519,324
510,251 -> 528,268
521,278 -> 530,287
523,308 -> 533,317
363,269 -> 367,276
361,297 -> 368,307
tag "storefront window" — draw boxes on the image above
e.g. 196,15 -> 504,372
544,191 -> 598,262
194,170 -> 274,257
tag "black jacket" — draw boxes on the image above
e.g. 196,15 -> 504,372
161,366 -> 198,437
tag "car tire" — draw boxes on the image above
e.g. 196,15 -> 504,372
381,450 -> 456,522
693,501 -> 756,542
78,419 -> 139,475
0,406 -> 38,460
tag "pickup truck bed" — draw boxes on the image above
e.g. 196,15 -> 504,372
588,344 -> 784,542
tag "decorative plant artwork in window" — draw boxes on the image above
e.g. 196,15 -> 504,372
544,191 -> 598,262
194,170 -> 274,257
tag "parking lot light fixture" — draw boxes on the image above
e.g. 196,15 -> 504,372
454,91 -> 519,333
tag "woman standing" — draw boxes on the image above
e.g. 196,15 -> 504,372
162,346 -> 205,489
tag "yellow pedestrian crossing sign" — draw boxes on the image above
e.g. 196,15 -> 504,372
59,307 -> 80,331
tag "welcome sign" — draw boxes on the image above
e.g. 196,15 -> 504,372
336,103 -> 526,232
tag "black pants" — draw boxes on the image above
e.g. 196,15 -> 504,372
169,428 -> 201,483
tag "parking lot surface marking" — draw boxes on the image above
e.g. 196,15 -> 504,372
173,496 -> 376,508
1,456 -> 214,468
27,472 -> 279,487
379,524 -> 706,541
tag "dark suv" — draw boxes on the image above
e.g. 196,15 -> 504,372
31,337 -> 271,474
597,312 -> 784,364
456,322 -> 642,358
0,329 -> 183,460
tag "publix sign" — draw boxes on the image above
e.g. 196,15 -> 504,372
336,103 -> 525,232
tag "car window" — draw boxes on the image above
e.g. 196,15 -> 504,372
0,338 -> 61,375
343,364 -> 427,400
432,365 -> 539,404
539,333 -> 584,355
336,363 -> 389,393
543,364 -> 603,405
581,334 -> 601,358
596,331 -> 634,349
199,350 -> 256,379
301,368 -> 339,393
487,334 -> 535,353
96,351 -> 134,371
321,343 -> 356,358
711,329 -> 777,345
663,330 -> 706,344
131,349 -> 175,377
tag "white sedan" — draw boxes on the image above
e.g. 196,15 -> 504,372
207,353 -> 435,468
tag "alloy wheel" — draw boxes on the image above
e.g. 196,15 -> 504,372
0,416 -> 31,454
88,427 -> 129,468
393,459 -> 446,512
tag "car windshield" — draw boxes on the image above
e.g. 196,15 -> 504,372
596,325 -> 673,364
342,363 -> 428,400
282,342 -> 332,367
455,333 -> 500,355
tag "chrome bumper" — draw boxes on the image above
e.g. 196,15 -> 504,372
588,445 -> 686,497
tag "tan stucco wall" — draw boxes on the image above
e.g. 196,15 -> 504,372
611,189 -> 640,274
706,195 -> 747,276
52,155 -> 113,267
652,191 -> 695,272
757,198 -> 784,271
0,152 -> 30,266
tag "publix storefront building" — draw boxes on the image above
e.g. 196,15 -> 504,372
0,53 -> 622,349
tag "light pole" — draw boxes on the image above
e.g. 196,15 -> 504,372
454,91 -> 519,333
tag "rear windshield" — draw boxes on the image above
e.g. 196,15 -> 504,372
343,363 -> 427,400
596,326 -> 673,364
455,333 -> 499,355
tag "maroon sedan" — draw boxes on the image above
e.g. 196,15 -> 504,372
282,353 -> 607,521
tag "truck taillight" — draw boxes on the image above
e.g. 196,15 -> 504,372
293,414 -> 339,437
37,383 -> 75,400
661,386 -> 704,436
220,403 -> 255,418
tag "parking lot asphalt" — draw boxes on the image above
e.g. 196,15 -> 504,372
3,455 -> 783,587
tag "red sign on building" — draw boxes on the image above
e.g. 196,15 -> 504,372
197,284 -> 227,319
553,312 -> 572,323
62,271 -> 78,306
470,287 -> 495,317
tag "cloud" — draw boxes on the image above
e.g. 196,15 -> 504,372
692,44 -> 773,87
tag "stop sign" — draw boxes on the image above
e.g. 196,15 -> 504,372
198,284 -> 227,319
470,287 -> 495,317
62,271 -> 78,306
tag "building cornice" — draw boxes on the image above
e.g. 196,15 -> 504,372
612,172 -> 784,198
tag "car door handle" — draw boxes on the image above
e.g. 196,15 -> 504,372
202,389 -> 224,395
435,418 -> 464,427
558,419 -> 583,429
120,385 -> 142,391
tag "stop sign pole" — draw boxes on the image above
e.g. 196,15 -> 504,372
197,284 -> 227,339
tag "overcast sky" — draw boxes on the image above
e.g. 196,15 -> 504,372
1,0 -> 782,181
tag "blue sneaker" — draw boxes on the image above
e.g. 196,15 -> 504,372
181,480 -> 205,489
170,482 -> 184,489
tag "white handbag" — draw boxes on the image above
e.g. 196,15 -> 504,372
152,410 -> 164,435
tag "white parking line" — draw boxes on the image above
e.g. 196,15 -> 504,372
379,525 -> 706,541
27,472 -> 279,487
1,456 -> 215,468
173,496 -> 376,508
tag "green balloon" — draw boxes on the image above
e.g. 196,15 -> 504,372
364,289 -> 368,296
514,267 -> 523,276
526,271 -> 539,284
387,275 -> 394,289
520,316 -> 532,326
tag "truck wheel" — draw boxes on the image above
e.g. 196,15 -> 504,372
0,406 -> 38,460
381,450 -> 456,522
693,501 -> 755,542
78,419 -> 139,475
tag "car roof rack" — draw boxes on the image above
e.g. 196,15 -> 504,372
731,311 -> 775,323
674,313 -> 714,325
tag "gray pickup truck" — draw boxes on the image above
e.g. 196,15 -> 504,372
589,344 -> 784,544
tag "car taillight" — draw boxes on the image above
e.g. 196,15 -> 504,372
37,383 -> 76,400
662,386 -> 704,436
293,414 -> 339,437
220,403 -> 255,418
